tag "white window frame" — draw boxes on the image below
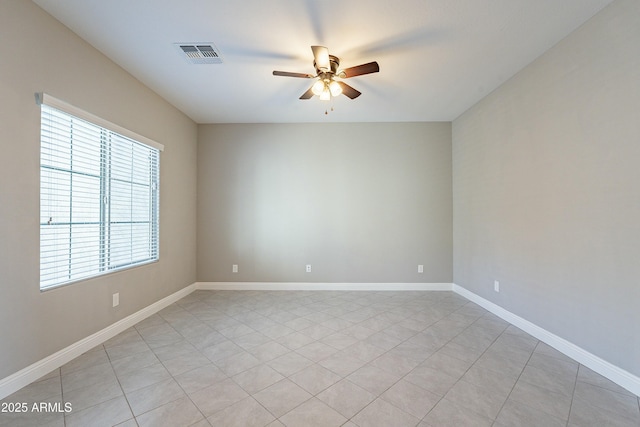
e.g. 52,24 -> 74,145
37,93 -> 164,290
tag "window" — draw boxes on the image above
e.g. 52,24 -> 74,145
38,94 -> 162,290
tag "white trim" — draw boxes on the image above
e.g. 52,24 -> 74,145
452,284 -> 640,397
0,283 -> 196,400
195,282 -> 453,291
35,92 -> 164,152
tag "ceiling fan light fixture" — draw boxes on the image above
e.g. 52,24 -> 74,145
311,80 -> 325,96
329,80 -> 342,96
319,88 -> 331,101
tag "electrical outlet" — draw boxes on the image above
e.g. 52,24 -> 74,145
232,264 -> 238,273
306,264 -> 312,273
112,292 -> 119,307
494,280 -> 500,293
418,264 -> 424,273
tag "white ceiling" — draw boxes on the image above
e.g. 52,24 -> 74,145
33,0 -> 613,124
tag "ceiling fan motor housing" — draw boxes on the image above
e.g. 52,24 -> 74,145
315,55 -> 341,75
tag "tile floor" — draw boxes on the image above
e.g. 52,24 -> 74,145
1,290 -> 638,427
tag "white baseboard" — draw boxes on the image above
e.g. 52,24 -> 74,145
195,282 -> 454,291
0,283 -> 197,400
452,284 -> 640,397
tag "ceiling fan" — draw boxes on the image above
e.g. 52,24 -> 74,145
273,46 -> 379,100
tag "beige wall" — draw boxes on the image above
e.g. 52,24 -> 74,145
197,122 -> 452,284
453,0 -> 640,376
0,1 -> 197,378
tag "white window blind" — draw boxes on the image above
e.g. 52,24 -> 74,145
38,94 -> 162,290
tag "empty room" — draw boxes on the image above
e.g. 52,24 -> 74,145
0,0 -> 638,426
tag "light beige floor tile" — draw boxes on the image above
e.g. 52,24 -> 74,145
252,379 -> 312,418
116,362 -> 172,394
61,363 -> 116,394
282,317 -> 315,332
403,364 -> 459,397
444,379 -> 509,420
492,330 -> 538,353
347,364 -> 401,396
370,351 -> 422,377
509,378 -> 572,421
189,378 -> 249,417
218,324 -> 257,340
568,396 -> 640,427
61,348 -> 110,376
276,331 -> 316,350
279,397 -> 347,427
267,352 -> 315,376
472,351 -> 527,378
62,376 -> 122,413
341,324 -> 377,340
495,398 -> 566,427
232,364 -> 285,394
319,317 -> 354,331
321,332 -> 360,350
316,379 -> 376,418
351,397 -> 421,427
249,341 -> 290,363
318,352 -> 367,377
295,341 -> 338,362
136,396 -> 203,427
114,418 -> 140,427
206,397 -> 275,427
173,363 -> 228,394
289,364 -> 341,395
125,378 -> 185,416
436,340 -> 482,364
298,324 -> 335,340
340,341 -> 387,363
214,350 -> 261,376
110,349 -> 159,377
421,398 -> 493,427
260,324 -> 296,340
151,340 -> 198,362
572,381 -> 640,421
106,340 -> 152,362
380,379 -> 440,419
141,330 -> 184,350
186,329 -> 227,350
201,339 -> 244,362
518,364 -> 576,397
382,324 -> 419,341
461,364 -> 519,397
420,351 -> 471,380
64,396 -> 132,427
364,331 -> 404,351
161,351 -> 211,376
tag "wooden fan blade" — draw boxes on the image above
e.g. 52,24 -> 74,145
341,61 -> 380,78
273,70 -> 315,78
337,81 -> 361,99
299,87 -> 315,99
311,46 -> 330,71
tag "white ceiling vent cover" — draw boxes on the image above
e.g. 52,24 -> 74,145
176,43 -> 223,64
